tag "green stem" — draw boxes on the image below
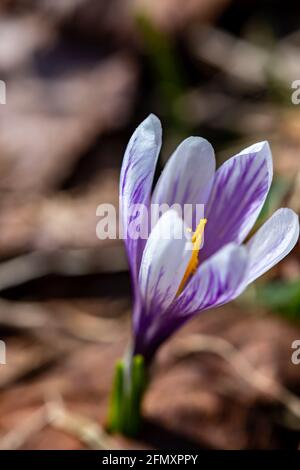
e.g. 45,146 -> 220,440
106,354 -> 147,437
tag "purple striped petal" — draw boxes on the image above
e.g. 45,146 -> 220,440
172,243 -> 248,317
152,137 -> 215,230
134,243 -> 248,359
202,141 -> 273,261
120,114 -> 162,281
244,208 -> 299,286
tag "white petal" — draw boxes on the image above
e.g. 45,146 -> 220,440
152,137 -> 215,227
139,210 -> 192,314
245,208 -> 299,284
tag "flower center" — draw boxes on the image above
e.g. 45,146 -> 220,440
176,218 -> 207,296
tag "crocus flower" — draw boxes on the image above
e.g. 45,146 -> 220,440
120,114 -> 299,361
107,113 -> 299,436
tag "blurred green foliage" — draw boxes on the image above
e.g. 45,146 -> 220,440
257,280 -> 300,322
136,13 -> 189,138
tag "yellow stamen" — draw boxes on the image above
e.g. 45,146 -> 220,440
176,218 -> 207,296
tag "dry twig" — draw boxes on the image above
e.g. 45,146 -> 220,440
46,398 -> 117,450
0,407 -> 48,450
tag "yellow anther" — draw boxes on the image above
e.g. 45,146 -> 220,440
176,218 -> 207,296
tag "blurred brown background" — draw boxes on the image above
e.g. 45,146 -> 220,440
0,0 -> 299,450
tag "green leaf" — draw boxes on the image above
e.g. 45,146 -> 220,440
257,280 -> 300,321
106,355 -> 147,437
